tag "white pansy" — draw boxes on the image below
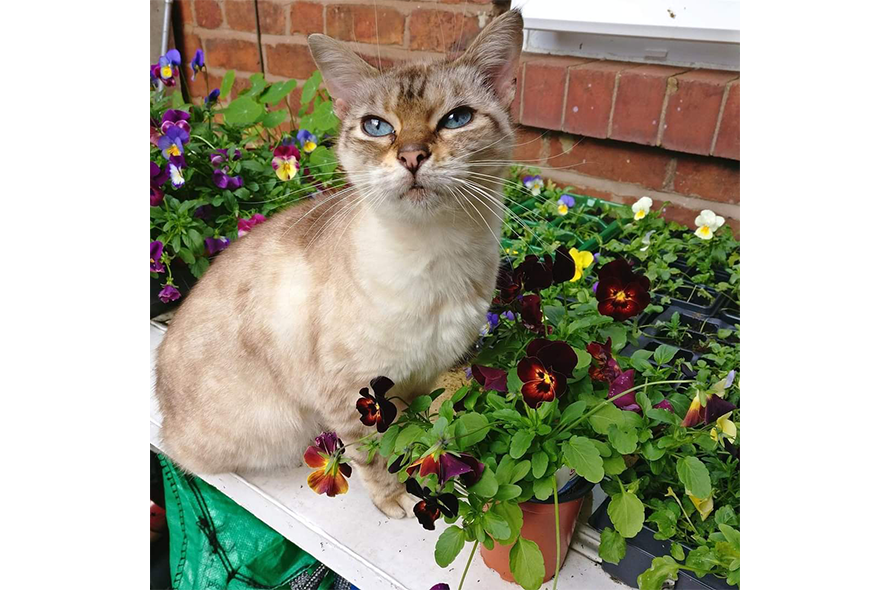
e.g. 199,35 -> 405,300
640,230 -> 656,252
632,196 -> 653,220
694,209 -> 725,240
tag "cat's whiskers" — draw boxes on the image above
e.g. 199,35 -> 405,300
452,178 -> 544,250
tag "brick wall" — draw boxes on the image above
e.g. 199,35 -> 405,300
170,0 -> 740,233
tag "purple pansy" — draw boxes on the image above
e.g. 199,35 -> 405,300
190,48 -> 206,80
150,241 -> 165,273
150,162 -> 168,206
592,281 -> 599,295
159,284 -> 181,303
194,205 -> 212,220
486,312 -> 499,331
608,369 -> 641,412
212,169 -> 243,190
558,194 -> 575,208
501,310 -> 516,321
155,49 -> 181,86
158,126 -> 190,160
593,252 -> 600,264
296,129 -> 317,147
209,148 -> 242,168
237,213 -> 266,237
430,584 -> 450,590
205,88 -> 220,104
205,236 -> 230,256
168,156 -> 186,188
160,110 -> 191,135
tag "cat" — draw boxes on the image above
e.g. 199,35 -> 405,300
155,9 -> 523,519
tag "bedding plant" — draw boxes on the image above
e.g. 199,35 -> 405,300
149,50 -> 340,303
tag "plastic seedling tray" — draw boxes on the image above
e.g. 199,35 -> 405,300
589,499 -> 735,590
663,282 -> 724,315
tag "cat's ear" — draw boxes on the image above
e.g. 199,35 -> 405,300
307,34 -> 378,118
456,8 -> 524,107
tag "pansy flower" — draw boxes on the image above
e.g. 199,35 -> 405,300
681,378 -> 737,428
405,478 -> 458,530
160,110 -> 191,135
632,196 -> 653,220
710,412 -> 737,444
356,376 -> 397,433
518,254 -> 553,291
557,194 -> 575,216
501,310 -> 516,321
607,369 -> 640,412
150,162 -> 168,206
237,213 -> 266,237
150,118 -> 162,146
297,129 -> 318,153
168,156 -> 186,189
654,399 -> 674,412
568,247 -> 594,282
159,284 -> 181,303
471,365 -> 507,393
494,260 -> 522,304
205,236 -> 230,256
694,209 -> 725,240
486,312 -> 499,331
586,338 -> 621,383
158,126 -> 190,160
190,48 -> 206,80
304,432 -> 352,497
205,88 -> 220,105
150,241 -> 165,273
430,584 -> 450,590
640,230 -> 656,252
595,258 -> 651,321
519,294 -> 547,334
523,175 -> 544,196
156,49 -> 181,85
209,148 -> 242,168
212,169 -> 243,190
408,451 -> 483,487
272,145 -> 300,181
517,339 -> 578,408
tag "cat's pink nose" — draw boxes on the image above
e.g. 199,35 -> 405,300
398,143 -> 430,174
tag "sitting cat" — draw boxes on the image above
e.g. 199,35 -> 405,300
155,9 -> 523,518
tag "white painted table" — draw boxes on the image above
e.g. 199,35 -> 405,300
150,322 -> 629,590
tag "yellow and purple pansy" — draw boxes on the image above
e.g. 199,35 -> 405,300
150,241 -> 165,273
189,49 -> 206,80
523,174 -> 544,196
271,144 -> 300,181
557,194 -> 575,215
304,432 -> 352,497
152,49 -> 181,87
297,129 -> 318,153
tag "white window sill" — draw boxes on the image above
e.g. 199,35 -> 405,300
150,322 -> 627,590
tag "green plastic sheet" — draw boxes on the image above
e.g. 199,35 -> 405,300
159,454 -> 341,590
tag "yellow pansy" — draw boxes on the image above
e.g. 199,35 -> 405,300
687,490 -> 714,520
569,248 -> 593,282
557,203 -> 568,216
303,140 -> 317,153
710,412 -> 737,444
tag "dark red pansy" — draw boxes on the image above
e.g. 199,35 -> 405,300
595,258 -> 651,321
388,453 -> 411,474
552,245 -> 575,284
406,479 -> 458,530
406,453 -> 440,478
456,453 -> 485,486
356,376 -> 397,433
517,339 -> 578,408
471,365 -> 508,392
681,393 -> 737,428
519,294 -> 546,334
587,338 -> 622,383
518,254 -> 553,292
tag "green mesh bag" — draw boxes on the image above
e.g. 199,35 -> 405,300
159,454 -> 343,590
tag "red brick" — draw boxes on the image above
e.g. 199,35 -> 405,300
673,155 -> 740,204
713,80 -> 740,160
661,70 -> 738,156
224,1 -> 257,33
563,60 -> 625,138
290,1 -> 324,36
611,65 -> 687,145
194,0 -> 223,29
547,135 -> 672,191
175,0 -> 194,26
327,4 -> 405,46
258,1 -> 286,35
510,60 -> 524,122
265,42 -> 317,79
409,9 -> 481,52
520,56 -> 590,130
204,37 -> 261,72
440,0 -> 494,4
512,127 -> 547,164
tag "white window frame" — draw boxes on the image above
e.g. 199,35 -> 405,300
512,0 -> 740,71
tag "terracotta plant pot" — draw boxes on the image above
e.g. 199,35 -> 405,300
480,479 -> 594,584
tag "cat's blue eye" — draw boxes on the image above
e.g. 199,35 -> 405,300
362,117 -> 394,137
441,107 -> 474,129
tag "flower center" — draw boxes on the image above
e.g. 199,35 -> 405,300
613,290 -> 628,302
700,226 -> 711,236
167,144 -> 181,157
161,65 -> 172,78
635,209 -> 646,220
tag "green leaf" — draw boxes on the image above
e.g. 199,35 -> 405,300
646,408 -> 679,425
653,344 -> 679,365
533,477 -> 552,501
559,400 -> 587,428
637,556 -> 680,590
510,430 -> 535,459
718,524 -> 741,551
676,456 -> 712,499
714,505 -> 739,527
670,542 -> 686,561
509,538 -> 545,590
454,413 -> 489,449
308,145 -> 339,177
261,109 -> 289,129
178,247 -> 195,264
602,455 -> 627,476
224,96 -> 264,125
240,159 -> 267,173
378,425 -> 400,457
531,451 -> 549,479
648,509 -> 678,540
599,325 -> 627,353
484,512 -> 512,541
507,367 -> 522,394
641,441 -> 666,461
435,526 -> 465,567
260,79 -> 297,105
394,424 -> 423,451
573,347 -> 592,370
493,484 -> 522,501
300,71 -> 323,105
242,72 -> 267,97
599,527 -> 626,564
510,460 -> 531,483
542,304 -> 565,325
562,436 -> 604,483
495,456 -> 516,485
589,403 -> 625,435
438,399 -> 454,422
468,467 -> 498,498
220,70 -> 236,99
409,395 -> 432,414
608,492 -> 645,537
172,90 -> 185,108
608,424 -> 638,455
490,502 -> 523,545
311,100 -> 340,133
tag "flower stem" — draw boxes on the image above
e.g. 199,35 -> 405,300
457,540 -> 479,590
552,474 -> 561,590
191,134 -> 217,149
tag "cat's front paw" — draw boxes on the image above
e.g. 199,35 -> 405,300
374,490 -> 417,519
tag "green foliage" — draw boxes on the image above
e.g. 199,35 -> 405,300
509,538 -> 545,590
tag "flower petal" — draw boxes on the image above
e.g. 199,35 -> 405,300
303,445 -> 327,469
